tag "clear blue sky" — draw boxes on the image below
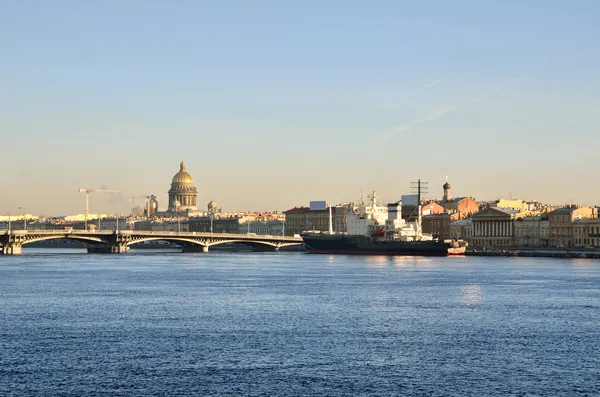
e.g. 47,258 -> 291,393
1,0 -> 599,215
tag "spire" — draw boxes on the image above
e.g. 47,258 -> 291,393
180,160 -> 186,172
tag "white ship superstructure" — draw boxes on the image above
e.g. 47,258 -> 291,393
342,191 -> 433,241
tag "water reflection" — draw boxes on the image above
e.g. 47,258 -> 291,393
393,256 -> 433,268
363,255 -> 436,268
461,283 -> 483,306
365,255 -> 391,268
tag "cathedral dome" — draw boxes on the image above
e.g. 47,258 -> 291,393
168,161 -> 198,212
172,161 -> 194,184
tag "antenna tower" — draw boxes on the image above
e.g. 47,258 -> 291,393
410,179 -> 428,204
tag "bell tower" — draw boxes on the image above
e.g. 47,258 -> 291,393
443,177 -> 451,202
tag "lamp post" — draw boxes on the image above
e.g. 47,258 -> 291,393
175,200 -> 181,234
116,213 -> 119,234
8,212 -> 11,233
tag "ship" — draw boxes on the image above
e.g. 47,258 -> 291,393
301,185 -> 467,256
302,233 -> 467,256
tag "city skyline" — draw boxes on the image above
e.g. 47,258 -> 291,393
2,1 -> 599,215
0,159 -> 595,218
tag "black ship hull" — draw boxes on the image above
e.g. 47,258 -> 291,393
302,233 -> 466,256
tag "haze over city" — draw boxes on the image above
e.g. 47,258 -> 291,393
2,1 -> 599,216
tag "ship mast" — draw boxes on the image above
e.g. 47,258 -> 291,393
411,179 -> 428,241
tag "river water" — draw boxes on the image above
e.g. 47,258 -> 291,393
1,250 -> 599,396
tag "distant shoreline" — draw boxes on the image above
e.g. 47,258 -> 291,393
467,248 -> 600,259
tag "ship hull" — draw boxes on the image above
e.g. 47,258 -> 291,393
302,233 -> 466,256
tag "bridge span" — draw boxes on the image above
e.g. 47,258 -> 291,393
0,230 -> 304,255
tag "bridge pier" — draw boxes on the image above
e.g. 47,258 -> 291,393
0,243 -> 23,255
87,243 -> 129,254
181,245 -> 209,253
111,243 -> 129,254
0,234 -> 24,255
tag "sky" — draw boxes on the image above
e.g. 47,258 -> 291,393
1,0 -> 599,216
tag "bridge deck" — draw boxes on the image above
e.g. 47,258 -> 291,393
0,230 -> 302,241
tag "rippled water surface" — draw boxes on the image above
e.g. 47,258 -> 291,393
1,250 -> 599,396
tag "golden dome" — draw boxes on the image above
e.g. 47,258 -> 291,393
171,161 -> 194,184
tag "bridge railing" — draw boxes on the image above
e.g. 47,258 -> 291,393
0,229 -> 303,241
126,231 -> 302,241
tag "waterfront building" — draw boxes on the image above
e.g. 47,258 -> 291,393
95,217 -> 131,231
189,216 -> 242,234
471,207 -> 523,248
332,205 -> 352,234
146,220 -> 189,232
132,220 -> 153,231
514,215 -> 550,247
573,218 -> 600,247
422,213 -> 452,239
449,218 -> 473,242
240,220 -> 284,236
168,161 -> 198,213
284,206 -> 338,236
401,202 -> 444,222
549,206 -> 595,247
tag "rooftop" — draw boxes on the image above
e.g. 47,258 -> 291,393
450,219 -> 473,226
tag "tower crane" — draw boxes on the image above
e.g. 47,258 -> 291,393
79,188 -> 120,230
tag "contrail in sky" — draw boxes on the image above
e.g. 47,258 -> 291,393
414,79 -> 441,92
378,76 -> 526,141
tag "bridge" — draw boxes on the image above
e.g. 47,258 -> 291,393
0,230 -> 304,255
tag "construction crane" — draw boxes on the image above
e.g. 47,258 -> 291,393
79,188 -> 120,230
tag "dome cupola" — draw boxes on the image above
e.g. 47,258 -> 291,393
168,160 -> 198,212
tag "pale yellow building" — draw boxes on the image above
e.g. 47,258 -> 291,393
573,218 -> 600,247
549,206 -> 595,247
490,199 -> 528,212
514,215 -> 550,247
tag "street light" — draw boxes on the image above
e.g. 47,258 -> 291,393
174,200 -> 181,233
